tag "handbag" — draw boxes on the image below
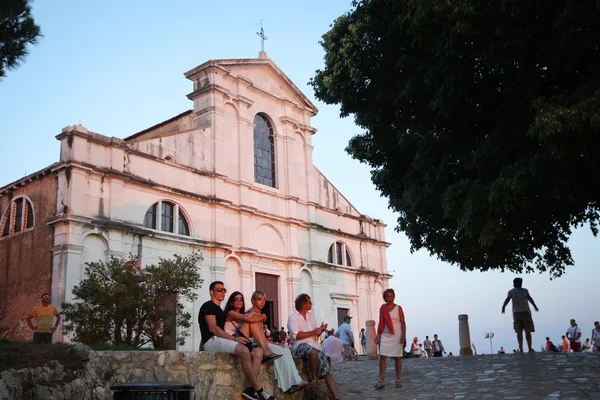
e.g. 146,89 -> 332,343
227,316 -> 257,352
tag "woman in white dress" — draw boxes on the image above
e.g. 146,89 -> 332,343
375,288 -> 406,389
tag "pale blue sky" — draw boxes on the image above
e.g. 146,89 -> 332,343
1,0 -> 596,353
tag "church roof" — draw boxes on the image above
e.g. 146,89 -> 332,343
124,110 -> 192,142
184,57 -> 319,116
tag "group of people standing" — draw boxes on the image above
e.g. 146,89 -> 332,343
197,281 -> 340,400
546,320 -> 600,353
410,334 -> 446,358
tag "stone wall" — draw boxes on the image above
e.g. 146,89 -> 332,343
0,346 -> 328,400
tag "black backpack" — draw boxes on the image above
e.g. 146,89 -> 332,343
549,342 -> 559,352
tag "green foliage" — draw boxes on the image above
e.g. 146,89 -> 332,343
62,252 -> 203,347
311,0 -> 599,278
0,0 -> 42,79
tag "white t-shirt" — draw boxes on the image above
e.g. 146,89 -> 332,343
322,336 -> 344,363
507,287 -> 531,313
287,310 -> 322,350
567,325 -> 581,343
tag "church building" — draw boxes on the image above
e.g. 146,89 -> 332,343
0,53 -> 392,350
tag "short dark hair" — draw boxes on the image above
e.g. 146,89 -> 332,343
513,277 -> 523,288
209,281 -> 224,291
295,293 -> 310,311
382,288 -> 395,301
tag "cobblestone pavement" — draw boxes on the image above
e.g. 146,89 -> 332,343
331,353 -> 600,399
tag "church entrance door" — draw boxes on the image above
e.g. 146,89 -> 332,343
255,273 -> 279,331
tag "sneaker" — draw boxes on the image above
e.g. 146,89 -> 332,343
242,387 -> 259,400
255,388 -> 276,400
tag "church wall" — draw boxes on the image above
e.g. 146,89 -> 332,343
129,128 -> 211,172
0,175 -> 57,341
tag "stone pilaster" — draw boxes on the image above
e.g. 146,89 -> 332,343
458,314 -> 473,356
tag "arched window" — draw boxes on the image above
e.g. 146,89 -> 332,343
0,197 -> 35,238
327,241 -> 353,267
143,200 -> 190,236
253,113 -> 276,187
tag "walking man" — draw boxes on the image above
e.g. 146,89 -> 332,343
501,277 -> 539,353
337,315 -> 355,361
198,281 -> 275,400
431,334 -> 445,357
566,319 -> 582,352
27,293 -> 61,344
423,335 -> 432,357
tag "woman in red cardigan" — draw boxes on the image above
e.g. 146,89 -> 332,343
374,288 -> 406,389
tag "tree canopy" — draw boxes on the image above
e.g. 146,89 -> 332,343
62,252 -> 203,348
0,0 -> 41,79
311,0 -> 599,278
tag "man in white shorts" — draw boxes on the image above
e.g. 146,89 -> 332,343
198,281 -> 275,400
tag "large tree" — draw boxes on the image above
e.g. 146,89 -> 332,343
311,0 -> 599,277
0,0 -> 41,79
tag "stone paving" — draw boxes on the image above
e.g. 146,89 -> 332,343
331,353 -> 600,399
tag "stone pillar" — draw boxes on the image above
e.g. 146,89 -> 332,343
458,314 -> 473,355
365,320 -> 378,359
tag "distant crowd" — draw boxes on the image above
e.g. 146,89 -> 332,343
544,320 -> 600,353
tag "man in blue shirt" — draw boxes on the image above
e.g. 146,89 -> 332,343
337,315 -> 355,361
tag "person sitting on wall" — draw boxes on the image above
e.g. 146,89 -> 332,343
288,293 -> 340,400
223,290 -> 282,363
198,281 -> 276,400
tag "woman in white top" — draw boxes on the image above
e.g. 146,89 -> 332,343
411,337 -> 421,358
248,290 -> 309,394
375,288 -> 406,389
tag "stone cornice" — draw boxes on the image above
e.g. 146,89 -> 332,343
329,293 -> 360,301
278,116 -> 317,134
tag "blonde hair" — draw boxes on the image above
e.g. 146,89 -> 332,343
251,290 -> 266,303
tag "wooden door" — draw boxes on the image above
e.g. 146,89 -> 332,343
255,273 -> 279,330
337,307 -> 349,328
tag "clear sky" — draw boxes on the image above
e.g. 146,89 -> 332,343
1,0 -> 596,354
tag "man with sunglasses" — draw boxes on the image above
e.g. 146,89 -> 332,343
198,281 -> 276,400
27,293 -> 61,344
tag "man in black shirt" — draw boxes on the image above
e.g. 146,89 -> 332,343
198,281 -> 275,400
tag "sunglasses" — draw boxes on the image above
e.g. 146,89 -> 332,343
233,297 -> 244,302
213,288 -> 227,293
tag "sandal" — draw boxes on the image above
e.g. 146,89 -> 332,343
261,353 -> 282,364
395,380 -> 403,388
374,380 -> 385,389
287,384 -> 306,394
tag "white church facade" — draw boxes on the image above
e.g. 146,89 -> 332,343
2,55 -> 392,349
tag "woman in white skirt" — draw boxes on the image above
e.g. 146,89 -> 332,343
375,288 -> 406,389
